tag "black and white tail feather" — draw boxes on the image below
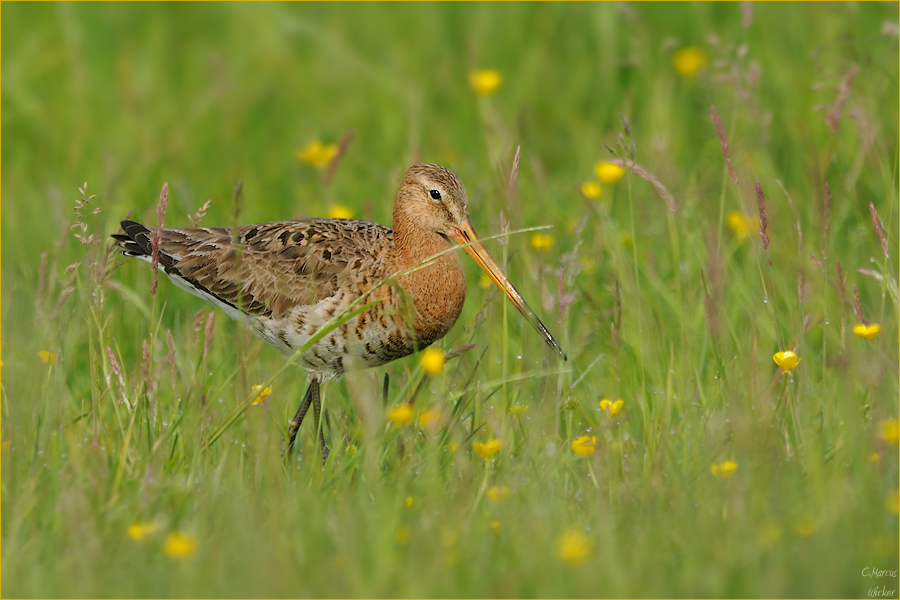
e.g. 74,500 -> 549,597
112,220 -> 247,324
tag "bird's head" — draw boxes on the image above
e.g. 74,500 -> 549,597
394,163 -> 567,361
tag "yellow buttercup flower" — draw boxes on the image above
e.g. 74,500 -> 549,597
726,211 -> 759,240
489,520 -> 501,534
396,526 -> 410,545
251,384 -> 271,405
599,398 -> 624,417
710,460 -> 738,479
594,161 -> 626,185
580,181 -> 602,199
878,419 -> 899,444
773,351 -> 801,371
127,522 -> 158,542
420,348 -> 445,375
853,323 -> 881,340
508,403 -> 529,416
472,439 -> 501,459
296,140 -> 338,168
38,350 -> 58,365
468,69 -> 502,96
478,273 -> 492,289
486,485 -> 513,503
530,233 -> 554,252
387,404 -> 414,426
163,531 -> 197,560
556,530 -> 591,566
416,408 -> 442,429
571,435 -> 597,456
405,496 -> 414,508
867,451 -> 881,464
327,205 -> 355,220
793,517 -> 816,537
672,46 -> 707,77
759,523 -> 783,548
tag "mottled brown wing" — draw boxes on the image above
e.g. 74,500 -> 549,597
114,219 -> 393,319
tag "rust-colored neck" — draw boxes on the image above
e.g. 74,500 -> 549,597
390,201 -> 467,345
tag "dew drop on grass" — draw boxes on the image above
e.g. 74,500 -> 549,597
763,296 -> 768,303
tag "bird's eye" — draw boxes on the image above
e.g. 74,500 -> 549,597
429,189 -> 441,201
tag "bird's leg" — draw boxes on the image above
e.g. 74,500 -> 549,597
382,373 -> 390,405
310,380 -> 330,461
285,382 -> 314,459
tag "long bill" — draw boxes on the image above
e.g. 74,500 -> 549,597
448,217 -> 567,361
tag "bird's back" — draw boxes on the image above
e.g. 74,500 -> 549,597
114,218 -> 430,376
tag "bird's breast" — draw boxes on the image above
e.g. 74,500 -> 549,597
400,251 -> 467,347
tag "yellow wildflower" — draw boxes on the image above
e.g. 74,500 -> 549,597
126,521 -> 158,542
878,419 -> 899,444
479,273 -> 492,289
672,46 -> 707,77
468,69 -> 502,96
489,520 -> 501,534
887,491 -> 899,515
327,205 -> 355,220
420,348 -> 445,375
163,531 -> 197,560
396,526 -> 410,545
472,439 -> 501,459
38,350 -> 57,365
387,404 -> 414,426
726,211 -> 759,240
250,384 -> 271,405
556,530 -> 591,566
571,435 -> 597,456
530,232 -> 554,252
296,140 -> 338,168
599,398 -> 624,417
759,523 -> 783,548
793,517 -> 816,537
508,403 -> 529,416
580,181 -> 602,199
449,442 -> 459,453
867,451 -> 881,464
773,350 -> 801,371
853,323 -> 881,340
417,408 -> 442,429
580,256 -> 596,273
710,460 -> 738,479
486,486 -> 513,503
405,496 -> 414,508
594,161 -> 626,185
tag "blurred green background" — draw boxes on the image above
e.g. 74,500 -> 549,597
2,2 -> 898,598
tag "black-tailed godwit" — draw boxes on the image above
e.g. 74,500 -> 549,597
113,163 -> 565,458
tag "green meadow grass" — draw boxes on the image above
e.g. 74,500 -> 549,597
2,2 -> 898,597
